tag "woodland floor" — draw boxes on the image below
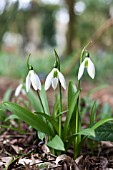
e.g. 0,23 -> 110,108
0,77 -> 113,170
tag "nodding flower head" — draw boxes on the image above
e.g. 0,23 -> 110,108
15,83 -> 26,97
78,55 -> 95,80
26,69 -> 41,92
45,68 -> 66,91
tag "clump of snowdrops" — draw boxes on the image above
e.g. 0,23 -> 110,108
3,42 -> 113,159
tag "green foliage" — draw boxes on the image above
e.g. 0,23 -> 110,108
90,122 -> 113,142
2,46 -> 113,159
47,135 -> 65,151
99,103 -> 112,119
64,81 -> 80,137
3,88 -> 13,102
27,89 -> 42,112
90,101 -> 97,124
3,102 -> 55,136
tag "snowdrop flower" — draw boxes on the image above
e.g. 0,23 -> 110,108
15,83 -> 26,97
26,70 -> 41,92
45,68 -> 66,90
78,57 -> 95,80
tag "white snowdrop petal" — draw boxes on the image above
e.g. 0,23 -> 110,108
15,84 -> 22,97
26,72 -> 31,92
30,70 -> 41,91
45,70 -> 54,90
87,58 -> 95,79
78,61 -> 85,80
58,71 -> 66,90
52,78 -> 58,90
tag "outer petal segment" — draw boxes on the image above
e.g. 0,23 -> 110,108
45,70 -> 53,91
58,71 -> 66,90
30,70 -> 41,91
15,84 -> 22,97
78,61 -> 85,80
26,72 -> 31,92
87,58 -> 95,79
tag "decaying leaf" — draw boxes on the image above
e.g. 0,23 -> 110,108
41,144 -> 50,154
55,154 -> 72,165
18,158 -> 34,166
1,157 -> 12,167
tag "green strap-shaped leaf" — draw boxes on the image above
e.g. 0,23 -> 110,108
35,112 -> 59,133
3,88 -> 13,102
64,81 -> 80,136
3,102 -> 54,136
0,109 -> 7,121
65,128 -> 95,141
91,117 -> 113,130
68,81 -> 77,111
27,89 -> 42,112
47,135 -> 65,151
89,122 -> 113,142
90,101 -> 97,124
40,86 -> 50,115
87,84 -> 108,96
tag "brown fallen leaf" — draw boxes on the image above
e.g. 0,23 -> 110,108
1,157 -> 12,167
55,154 -> 72,165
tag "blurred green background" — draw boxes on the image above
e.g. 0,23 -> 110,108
0,0 -> 113,83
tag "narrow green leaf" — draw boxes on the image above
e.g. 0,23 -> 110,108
78,128 -> 95,137
89,122 -> 113,142
40,86 -> 50,115
87,84 -> 108,96
68,81 -> 77,111
5,114 -> 20,122
0,109 -> 7,121
52,95 -> 60,118
91,117 -> 113,130
3,102 -> 54,136
65,128 -> 95,141
3,88 -> 13,102
27,89 -> 42,112
100,103 -> 112,119
0,125 -> 26,134
47,135 -> 65,151
56,110 -> 68,118
35,112 -> 59,133
64,88 -> 80,135
90,101 -> 97,124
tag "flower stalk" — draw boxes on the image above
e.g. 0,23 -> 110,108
59,81 -> 62,138
37,90 -> 45,113
54,49 -> 62,138
74,41 -> 92,159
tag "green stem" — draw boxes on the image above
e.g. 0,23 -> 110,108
74,42 -> 92,159
37,90 -> 45,113
74,81 -> 81,159
59,81 -> 62,138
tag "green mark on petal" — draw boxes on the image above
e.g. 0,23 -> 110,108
53,70 -> 58,78
85,59 -> 88,68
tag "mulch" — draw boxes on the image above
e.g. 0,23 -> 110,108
1,128 -> 113,169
